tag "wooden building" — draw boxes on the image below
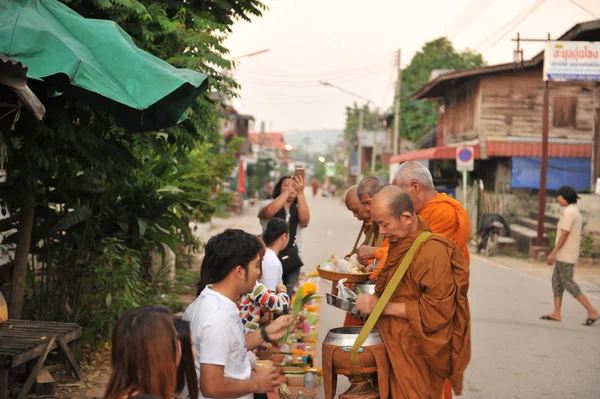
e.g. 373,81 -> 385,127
390,20 -> 600,195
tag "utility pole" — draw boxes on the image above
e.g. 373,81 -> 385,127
510,33 -> 552,247
393,49 -> 402,155
371,106 -> 377,174
259,120 -> 265,159
302,136 -> 312,165
357,108 -> 364,183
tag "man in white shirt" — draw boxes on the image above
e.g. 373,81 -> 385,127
541,185 -> 599,326
183,229 -> 294,398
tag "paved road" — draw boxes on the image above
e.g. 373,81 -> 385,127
203,192 -> 600,398
291,192 -> 600,399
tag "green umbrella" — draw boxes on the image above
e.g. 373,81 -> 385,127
0,0 -> 209,132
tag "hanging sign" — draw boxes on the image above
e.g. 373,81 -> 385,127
543,41 -> 600,81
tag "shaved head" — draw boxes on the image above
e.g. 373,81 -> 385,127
393,162 -> 434,190
392,162 -> 436,213
344,185 -> 358,204
357,176 -> 383,198
357,176 -> 383,212
344,185 -> 370,221
370,185 -> 417,243
374,185 -> 415,218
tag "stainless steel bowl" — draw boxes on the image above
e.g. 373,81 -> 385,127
325,293 -> 367,321
355,283 -> 376,295
323,326 -> 382,347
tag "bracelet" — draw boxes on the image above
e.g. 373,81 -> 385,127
259,324 -> 270,343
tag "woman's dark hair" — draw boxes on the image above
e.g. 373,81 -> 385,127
104,306 -> 178,399
263,218 -> 289,246
272,176 -> 292,199
196,229 -> 262,296
174,319 -> 198,399
557,185 -> 580,204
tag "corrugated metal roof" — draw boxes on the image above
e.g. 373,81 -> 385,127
486,141 -> 591,158
389,141 -> 591,164
389,145 -> 481,164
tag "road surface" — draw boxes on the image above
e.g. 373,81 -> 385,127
290,191 -> 600,399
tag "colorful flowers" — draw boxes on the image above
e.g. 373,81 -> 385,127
302,282 -> 317,296
281,283 -> 320,344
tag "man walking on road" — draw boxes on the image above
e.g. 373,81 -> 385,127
540,185 -> 599,326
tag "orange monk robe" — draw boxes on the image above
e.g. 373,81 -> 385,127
419,193 -> 471,399
374,217 -> 470,399
419,192 -> 471,263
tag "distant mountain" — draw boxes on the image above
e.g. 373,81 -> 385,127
283,130 -> 343,155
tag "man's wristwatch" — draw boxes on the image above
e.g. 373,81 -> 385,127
259,324 -> 270,343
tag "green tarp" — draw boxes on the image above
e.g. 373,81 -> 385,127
0,0 -> 209,132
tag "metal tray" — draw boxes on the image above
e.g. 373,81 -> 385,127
326,293 -> 366,321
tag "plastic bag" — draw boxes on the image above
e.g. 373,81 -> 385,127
336,279 -> 357,302
319,259 -> 336,272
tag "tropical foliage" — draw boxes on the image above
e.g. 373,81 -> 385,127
0,0 -> 266,343
400,38 -> 485,141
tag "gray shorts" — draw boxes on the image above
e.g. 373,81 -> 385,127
552,261 -> 582,298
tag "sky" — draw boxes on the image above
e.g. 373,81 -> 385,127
224,0 -> 599,135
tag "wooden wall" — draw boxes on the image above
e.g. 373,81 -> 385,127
440,80 -> 479,144
479,68 -> 595,140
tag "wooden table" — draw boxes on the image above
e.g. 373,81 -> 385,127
0,320 -> 82,399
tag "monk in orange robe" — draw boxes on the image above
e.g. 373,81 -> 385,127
356,186 -> 471,399
393,161 -> 470,262
393,161 -> 471,398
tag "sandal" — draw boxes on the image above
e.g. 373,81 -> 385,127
582,315 -> 600,326
540,315 -> 560,321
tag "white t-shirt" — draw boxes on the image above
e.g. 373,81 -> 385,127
183,287 -> 252,399
556,203 -> 582,264
261,247 -> 283,291
258,199 -> 303,255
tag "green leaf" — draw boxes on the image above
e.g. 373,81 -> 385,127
157,185 -> 184,194
105,292 -> 112,307
137,218 -> 148,236
50,205 -> 92,234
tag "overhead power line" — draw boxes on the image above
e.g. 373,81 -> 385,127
566,0 -> 600,18
447,0 -> 496,39
476,0 -> 546,52
294,1 -> 368,68
444,0 -> 482,35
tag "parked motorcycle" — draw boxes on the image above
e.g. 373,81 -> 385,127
476,213 -> 511,256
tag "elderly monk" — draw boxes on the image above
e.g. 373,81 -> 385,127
355,185 -> 470,399
393,162 -> 471,399
393,161 -> 470,263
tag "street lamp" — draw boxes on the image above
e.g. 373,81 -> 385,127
284,144 -> 293,151
318,156 -> 326,163
319,81 -> 377,182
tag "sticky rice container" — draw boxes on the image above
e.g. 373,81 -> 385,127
254,360 -> 274,372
